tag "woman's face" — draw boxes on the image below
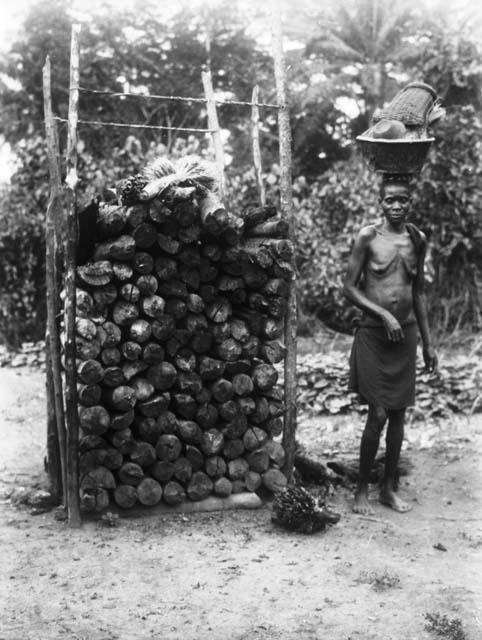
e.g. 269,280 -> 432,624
380,184 -> 411,227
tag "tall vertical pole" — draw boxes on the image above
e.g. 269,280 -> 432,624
271,1 -> 297,483
251,85 -> 266,206
202,70 -> 226,200
43,56 -> 66,504
64,24 -> 81,527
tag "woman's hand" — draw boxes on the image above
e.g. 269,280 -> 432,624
423,345 -> 438,372
381,311 -> 405,341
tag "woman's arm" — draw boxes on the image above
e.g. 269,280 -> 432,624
343,227 -> 404,341
412,232 -> 437,371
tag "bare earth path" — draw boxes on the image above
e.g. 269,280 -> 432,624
0,367 -> 481,640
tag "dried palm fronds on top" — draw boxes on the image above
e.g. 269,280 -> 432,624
142,157 -> 176,182
118,155 -> 220,206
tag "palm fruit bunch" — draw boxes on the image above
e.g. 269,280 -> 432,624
117,156 -> 220,205
117,174 -> 149,206
272,486 -> 340,534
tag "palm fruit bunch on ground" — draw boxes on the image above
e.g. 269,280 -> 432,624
272,485 -> 340,534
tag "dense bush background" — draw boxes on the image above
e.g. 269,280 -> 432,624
0,0 -> 480,346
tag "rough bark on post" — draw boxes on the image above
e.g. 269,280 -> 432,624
64,24 -> 82,527
251,85 -> 266,206
43,55 -> 66,504
201,70 -> 225,200
271,3 -> 297,484
45,347 -> 62,501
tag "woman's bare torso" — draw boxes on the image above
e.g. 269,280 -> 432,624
360,225 -> 417,326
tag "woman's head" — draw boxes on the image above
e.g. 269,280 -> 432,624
379,173 -> 413,198
379,174 -> 413,227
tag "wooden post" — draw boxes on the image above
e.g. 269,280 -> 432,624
43,55 -> 67,504
251,85 -> 266,206
45,351 -> 62,501
201,70 -> 226,200
271,2 -> 297,484
64,24 -> 82,527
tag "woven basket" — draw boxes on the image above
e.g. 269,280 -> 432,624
356,136 -> 434,174
373,82 -> 438,127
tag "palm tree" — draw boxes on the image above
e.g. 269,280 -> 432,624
305,0 -> 416,127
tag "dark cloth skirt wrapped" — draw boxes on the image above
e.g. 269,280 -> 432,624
349,322 -> 417,410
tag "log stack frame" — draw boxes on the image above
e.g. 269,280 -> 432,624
43,9 -> 297,527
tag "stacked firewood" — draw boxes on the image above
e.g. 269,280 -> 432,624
72,174 -> 291,512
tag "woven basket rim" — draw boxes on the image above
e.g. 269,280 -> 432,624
356,135 -> 434,144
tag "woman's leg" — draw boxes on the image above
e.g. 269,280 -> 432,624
353,404 -> 387,514
379,408 -> 412,512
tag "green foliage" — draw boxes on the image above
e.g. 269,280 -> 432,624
424,612 -> 468,640
289,0 -> 482,334
0,0 -> 271,346
305,0 -> 414,113
0,0 -> 271,156
0,136 -> 48,346
0,0 -> 481,344
356,568 -> 401,591
294,155 -> 379,331
294,108 -> 482,333
410,106 -> 482,332
399,14 -> 482,109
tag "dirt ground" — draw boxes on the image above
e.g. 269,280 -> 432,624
1,365 -> 481,640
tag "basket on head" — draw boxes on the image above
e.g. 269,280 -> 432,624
356,81 -> 441,175
372,82 -> 438,127
356,136 -> 434,174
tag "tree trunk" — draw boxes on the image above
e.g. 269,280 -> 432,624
136,274 -> 158,296
112,262 -> 134,281
97,204 -> 126,237
156,434 -> 182,462
77,359 -> 104,385
223,439 -> 245,460
205,455 -> 227,479
132,222 -> 157,249
94,235 -> 136,261
78,383 -> 102,407
173,457 -> 193,484
100,347 -> 121,367
79,405 -> 111,435
211,378 -> 233,403
112,301 -> 139,326
241,204 -> 277,228
187,471 -> 213,501
147,361 -> 177,390
133,251 -> 154,274
232,374 -> 254,397
104,385 -> 137,412
130,442 -> 157,468
102,366 -> 126,388
246,217 -> 289,238
117,461 -> 144,486
163,480 -> 186,505
114,484 -> 137,509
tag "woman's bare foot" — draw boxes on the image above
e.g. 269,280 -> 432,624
353,485 -> 374,515
379,487 -> 412,513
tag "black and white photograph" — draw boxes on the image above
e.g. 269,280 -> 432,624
0,0 -> 481,638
